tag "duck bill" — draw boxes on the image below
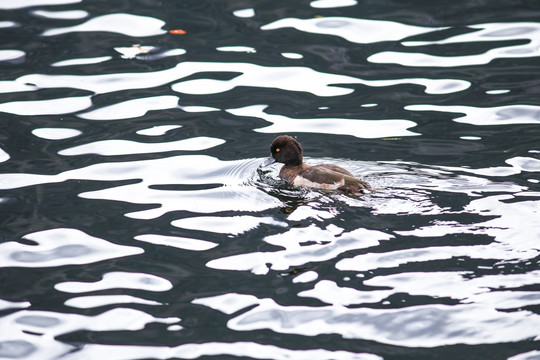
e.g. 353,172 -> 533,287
261,155 -> 276,167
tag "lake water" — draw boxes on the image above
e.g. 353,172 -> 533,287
1,0 -> 539,359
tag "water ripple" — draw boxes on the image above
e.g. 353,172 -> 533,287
31,9 -> 88,20
32,127 -> 82,140
77,95 -> 179,120
42,13 -> 166,37
10,61 -> 469,101
58,136 -> 224,156
0,0 -> 81,10
134,234 -> 217,251
0,155 -> 283,219
225,298 -> 540,347
64,295 -> 162,309
370,22 -> 540,67
227,104 -> 419,138
1,1 -> 539,358
55,271 -> 173,293
58,342 -> 382,360
207,227 -> 392,275
0,96 -> 92,116
407,104 -> 540,125
0,308 -> 179,359
261,17 -> 441,44
0,228 -> 142,268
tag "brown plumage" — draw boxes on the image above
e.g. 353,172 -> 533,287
268,135 -> 372,195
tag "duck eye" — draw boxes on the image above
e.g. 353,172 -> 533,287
275,148 -> 280,152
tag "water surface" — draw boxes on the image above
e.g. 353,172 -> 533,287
1,0 -> 539,359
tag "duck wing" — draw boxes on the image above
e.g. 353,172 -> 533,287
316,165 -> 372,193
295,165 -> 371,193
314,164 -> 354,177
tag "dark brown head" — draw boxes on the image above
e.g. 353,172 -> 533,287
270,135 -> 303,166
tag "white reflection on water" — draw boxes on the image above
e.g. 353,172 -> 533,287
0,0 -> 80,10
233,8 -> 255,18
134,234 -> 217,251
114,45 -> 155,59
403,194 -> 540,252
261,17 -> 441,44
180,105 -> 220,112
486,89 -> 510,95
222,297 -> 540,347
59,136 -> 224,156
507,156 -> 540,172
0,155 -> 281,219
42,13 -> 166,37
510,350 -> 540,360
0,308 -> 179,359
0,50 -> 25,63
0,155 -> 247,189
32,127 -> 82,140
172,63 -> 469,96
57,342 -> 382,360
193,293 -> 260,315
0,21 -> 17,28
31,9 -> 88,19
310,0 -> 358,9
434,156 -> 540,177
0,228 -> 143,268
0,96 -> 92,116
217,46 -> 257,53
77,95 -> 179,120
0,148 -> 10,163
370,22 -> 540,67
361,78 -> 469,95
377,160 -> 527,197
0,300 -> 30,312
406,104 -> 540,126
113,46 -> 186,61
298,280 -> 393,306
207,226 -> 392,275
171,63 -> 366,97
136,125 -> 182,136
281,52 -> 303,59
172,215 -> 287,235
292,270 -> 319,283
51,56 -> 112,67
0,80 -> 36,94
336,242 -> 535,273
65,295 -> 162,309
55,271 -> 173,293
227,104 -> 419,139
364,271 -> 540,309
11,61 -> 469,100
337,194 -> 540,273
119,186 -> 279,219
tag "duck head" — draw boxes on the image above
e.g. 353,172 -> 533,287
269,135 -> 303,166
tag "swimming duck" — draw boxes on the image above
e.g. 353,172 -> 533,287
266,135 -> 372,195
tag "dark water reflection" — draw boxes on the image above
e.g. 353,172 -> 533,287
1,0 -> 540,359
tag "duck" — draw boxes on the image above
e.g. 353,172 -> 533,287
265,135 -> 372,195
